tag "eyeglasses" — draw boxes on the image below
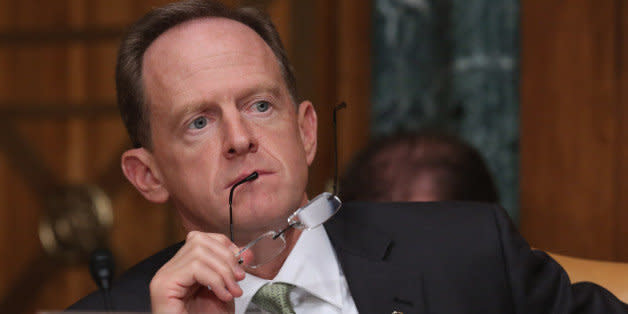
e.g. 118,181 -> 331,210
234,191 -> 341,268
228,102 -> 346,268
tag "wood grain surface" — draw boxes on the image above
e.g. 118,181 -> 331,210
520,0 -> 627,261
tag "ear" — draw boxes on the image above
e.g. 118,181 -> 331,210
121,148 -> 169,203
297,100 -> 318,166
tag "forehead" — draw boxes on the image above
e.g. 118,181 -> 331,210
142,17 -> 283,100
145,17 -> 272,60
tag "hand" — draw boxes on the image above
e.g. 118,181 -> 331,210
149,231 -> 246,313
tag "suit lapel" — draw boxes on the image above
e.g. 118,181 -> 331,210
325,211 -> 426,314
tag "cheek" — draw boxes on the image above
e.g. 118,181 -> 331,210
156,144 -> 219,195
280,130 -> 309,188
257,120 -> 309,190
269,123 -> 308,166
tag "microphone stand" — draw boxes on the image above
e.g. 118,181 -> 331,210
89,248 -> 115,312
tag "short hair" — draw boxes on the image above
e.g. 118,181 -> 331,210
116,0 -> 297,148
340,131 -> 499,203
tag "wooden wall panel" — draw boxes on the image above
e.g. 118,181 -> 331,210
617,0 -> 628,261
291,0 -> 336,195
0,154 -> 10,299
86,0 -> 143,26
0,0 -> 173,312
0,1 -> 9,29
292,0 -> 371,196
336,0 -> 371,169
520,0 -> 624,260
266,0 -> 292,55
13,1 -> 70,28
0,3 -> 74,313
0,152 -> 44,312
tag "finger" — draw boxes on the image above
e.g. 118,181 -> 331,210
189,262 -> 235,302
238,249 -> 256,268
185,232 -> 240,263
175,237 -> 244,296
189,247 -> 243,297
152,256 -> 242,304
154,235 -> 241,294
185,232 -> 245,279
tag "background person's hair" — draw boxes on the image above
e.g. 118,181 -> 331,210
116,0 -> 297,148
340,131 -> 499,203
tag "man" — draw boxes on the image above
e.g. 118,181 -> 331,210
69,0 -> 627,313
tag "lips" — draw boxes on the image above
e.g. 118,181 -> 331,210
226,170 -> 270,189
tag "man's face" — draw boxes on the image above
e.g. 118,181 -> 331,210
134,18 -> 317,243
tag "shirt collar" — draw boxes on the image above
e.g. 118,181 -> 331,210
234,225 -> 343,313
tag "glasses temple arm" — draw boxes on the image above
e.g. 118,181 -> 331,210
228,172 -> 259,242
332,102 -> 347,196
273,222 -> 299,240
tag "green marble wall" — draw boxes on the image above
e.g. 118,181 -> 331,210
372,0 -> 520,220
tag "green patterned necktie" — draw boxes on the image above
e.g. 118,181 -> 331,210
251,282 -> 296,314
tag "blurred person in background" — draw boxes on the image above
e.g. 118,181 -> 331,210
340,131 -> 499,203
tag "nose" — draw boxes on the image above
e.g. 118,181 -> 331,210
222,109 -> 258,159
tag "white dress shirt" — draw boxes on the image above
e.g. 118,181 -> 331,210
234,226 -> 359,314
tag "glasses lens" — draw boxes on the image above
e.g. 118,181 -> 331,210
237,231 -> 286,268
288,192 -> 341,230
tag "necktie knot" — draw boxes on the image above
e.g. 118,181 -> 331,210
252,282 -> 296,314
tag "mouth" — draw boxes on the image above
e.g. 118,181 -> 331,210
226,170 -> 270,189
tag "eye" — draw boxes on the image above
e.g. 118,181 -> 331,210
189,116 -> 208,129
253,101 -> 271,113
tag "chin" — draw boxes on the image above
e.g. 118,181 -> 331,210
240,197 -> 293,226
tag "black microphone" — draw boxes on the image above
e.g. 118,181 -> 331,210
89,248 -> 115,311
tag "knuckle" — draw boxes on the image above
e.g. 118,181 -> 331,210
186,230 -> 200,241
215,262 -> 233,278
190,259 -> 204,272
213,233 -> 231,245
206,269 -> 221,284
149,274 -> 165,293
190,242 -> 205,255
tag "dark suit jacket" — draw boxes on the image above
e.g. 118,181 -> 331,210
69,201 -> 628,313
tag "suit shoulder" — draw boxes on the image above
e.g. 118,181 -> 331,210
117,241 -> 183,282
66,242 -> 183,311
333,201 -> 510,263
340,200 -> 502,231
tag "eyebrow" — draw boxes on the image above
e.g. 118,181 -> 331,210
236,84 -> 282,103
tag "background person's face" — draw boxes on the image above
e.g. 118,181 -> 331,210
141,18 -> 316,243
